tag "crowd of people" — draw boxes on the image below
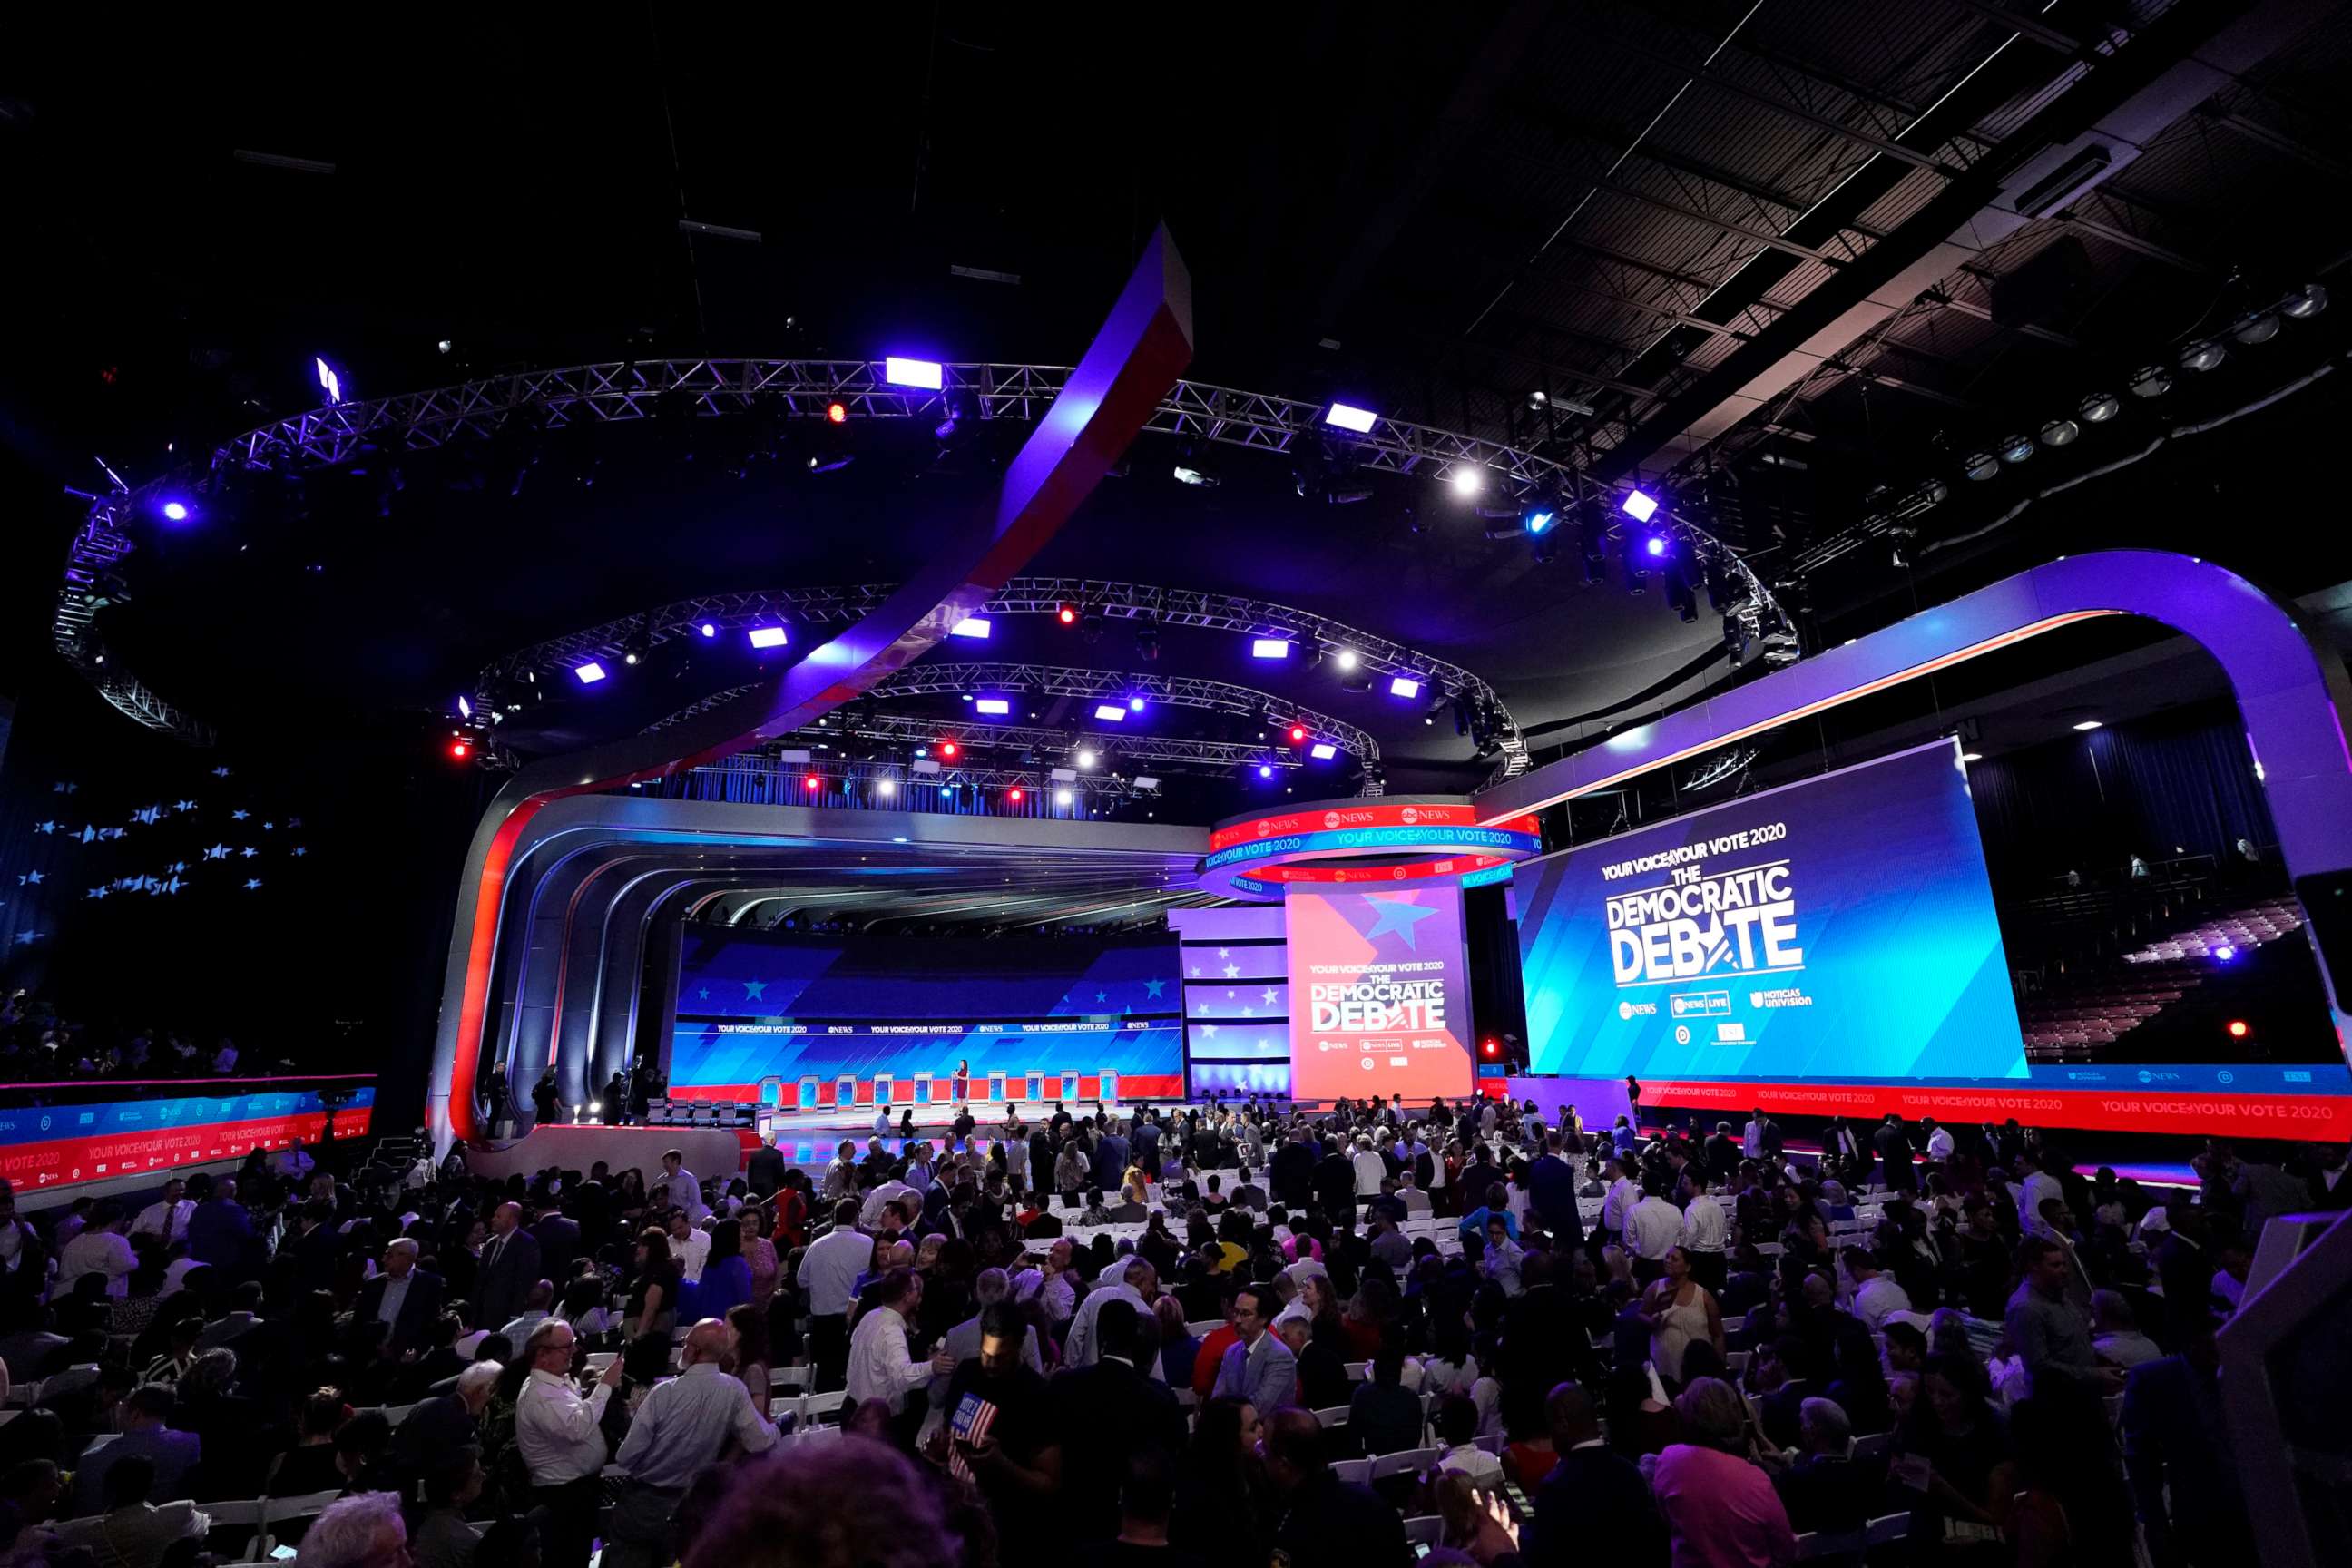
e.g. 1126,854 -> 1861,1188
0,989 -> 307,1105
0,1091 -> 2337,1568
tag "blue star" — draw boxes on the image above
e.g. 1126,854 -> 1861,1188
244,878 -> 262,891
23,871 -> 41,886
698,988 -> 710,1001
87,887 -> 109,900
240,847 -> 258,858
743,980 -> 767,1001
230,809 -> 250,821
168,862 -> 187,875
13,930 -> 39,946
1142,977 -> 1166,998
1095,990 -> 1109,1003
77,827 -> 96,844
203,845 -> 229,861
132,806 -> 160,826
34,821 -> 55,836
262,821 -> 275,831
211,767 -> 230,778
290,847 -> 308,858
174,800 -> 196,813
1362,896 -> 1439,949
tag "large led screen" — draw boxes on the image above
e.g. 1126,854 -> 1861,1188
1517,741 -> 2029,1087
1287,886 -> 1475,1102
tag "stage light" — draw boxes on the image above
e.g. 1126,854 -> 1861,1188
975,698 -> 1011,716
824,400 -> 849,425
1622,489 -> 1660,524
1055,789 -> 1073,807
1643,534 -> 1668,558
2129,364 -> 2173,398
1329,649 -> 1360,673
2231,313 -> 2280,346
623,650 -> 641,665
1479,1036 -> 1501,1060
699,622 -> 717,638
1524,507 -> 1555,536
2282,283 -> 2328,319
884,356 -> 945,390
1134,626 -> 1160,662
2039,417 -> 2079,447
457,694 -> 473,720
2079,391 -> 2121,424
436,338 -> 454,355
2227,1019 -> 2249,1039
803,775 -> 823,792
1257,764 -> 1274,779
448,740 -> 471,760
1252,638 -> 1291,660
1092,704 -> 1127,723
1324,402 -> 1378,433
574,661 -> 608,684
1289,725 -> 1308,744
1309,742 -> 1338,760
950,616 -> 991,639
1389,675 -> 1422,700
1128,696 -> 1145,711
875,779 -> 897,798
1447,466 -> 1485,497
1076,749 -> 1098,769
2073,720 -> 2102,731
748,626 -> 789,650
161,500 -> 190,522
1958,751 -> 1983,763
1006,787 -> 1024,804
2178,339 -> 2226,373
1057,604 -> 1078,626
1963,450 -> 2001,481
2215,945 -> 2237,962
1172,464 -> 1219,487
939,742 -> 962,763
315,356 -> 344,406
1996,433 -> 2035,465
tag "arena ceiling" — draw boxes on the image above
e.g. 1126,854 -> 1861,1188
7,1 -> 2352,817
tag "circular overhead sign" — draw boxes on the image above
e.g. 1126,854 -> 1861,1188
1199,797 -> 1542,901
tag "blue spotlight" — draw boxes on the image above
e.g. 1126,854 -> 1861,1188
1524,508 -> 1555,535
1128,696 -> 1145,711
2215,945 -> 2237,962
1644,534 -> 1668,558
1258,764 -> 1274,779
699,622 -> 718,638
161,500 -> 191,523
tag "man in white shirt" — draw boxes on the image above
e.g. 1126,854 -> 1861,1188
1037,1240 -> 1079,1326
1923,1117 -> 1956,1162
657,1151 -> 707,1225
57,1200 -> 136,1298
1351,1136 -> 1388,1198
1742,1108 -> 1769,1159
846,1268 -> 954,1440
609,1318 -> 777,1565
1622,1176 -> 1682,1279
820,1141 -> 861,1204
796,1200 -> 871,1391
1063,1258 -> 1156,1369
665,1210 -> 710,1284
874,1104 -> 894,1138
514,1318 -> 623,1568
132,1180 -> 195,1248
859,1174 -> 918,1230
1678,1170 -> 1729,1291
2016,1149 -> 2065,1238
1845,1249 -> 1913,1331
1599,1155 -> 1639,1243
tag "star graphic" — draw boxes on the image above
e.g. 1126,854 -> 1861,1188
1226,988 -> 1236,999
1262,986 -> 1279,1004
1188,965 -> 1201,977
34,822 -> 55,836
230,809 -> 250,821
1362,896 -> 1439,949
743,980 -> 767,1000
1200,1024 -> 1220,1038
287,816 -> 301,828
211,767 -> 230,778
102,828 -> 125,840
1143,978 -> 1166,998
87,887 -> 109,900
132,807 -> 161,826
1222,962 -> 1240,978
1242,1006 -> 1256,1018
203,845 -> 229,861
174,800 -> 196,813
1216,948 -> 1230,959
698,988 -> 710,1001
24,871 -> 42,886
77,827 -> 97,844
167,862 -> 187,875
13,930 -> 39,946
240,847 -> 258,858
262,822 -> 275,831
290,847 -> 308,858
1095,990 -> 1108,1003
244,878 -> 262,891
1198,1003 -> 1210,1014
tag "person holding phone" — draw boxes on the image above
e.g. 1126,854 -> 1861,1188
1890,1354 -> 2017,1557
929,1304 -> 1060,1556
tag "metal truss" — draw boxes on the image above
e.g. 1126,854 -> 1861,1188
651,662 -> 1382,789
786,712 -> 1342,776
66,357 -> 1779,750
48,497 -> 216,745
652,755 -> 1147,807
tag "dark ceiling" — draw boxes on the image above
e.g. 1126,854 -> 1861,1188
7,1 -> 2352,817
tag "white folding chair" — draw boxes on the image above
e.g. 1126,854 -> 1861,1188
1865,1513 -> 1910,1546
1312,1406 -> 1351,1428
1474,1433 -> 1504,1455
261,1489 -> 345,1553
1330,1457 -> 1374,1485
1852,1431 -> 1892,1460
1403,1517 -> 1446,1546
1372,1446 -> 1437,1481
796,1389 -> 850,1426
1344,1360 -> 1370,1382
201,1498 -> 268,1563
1792,1531 -> 1822,1561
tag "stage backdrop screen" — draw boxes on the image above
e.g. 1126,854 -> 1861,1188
1517,741 -> 2028,1087
669,929 -> 1183,1102
1287,886 -> 1475,1101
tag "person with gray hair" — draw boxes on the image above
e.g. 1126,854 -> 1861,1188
1772,1397 -> 1885,1535
299,1490 -> 408,1568
930,1267 -> 1044,1413
393,1358 -> 505,1477
2091,1289 -> 2163,1368
1062,1257 -> 1156,1369
1650,1377 -> 1798,1566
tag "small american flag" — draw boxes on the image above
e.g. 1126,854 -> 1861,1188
946,1391 -> 1001,1485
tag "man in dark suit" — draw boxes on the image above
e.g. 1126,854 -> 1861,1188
1049,1298 -> 1184,1539
471,1201 -> 540,1329
356,1238 -> 446,1351
746,1136 -> 788,1200
2122,1333 -> 2246,1568
71,1387 -> 201,1515
1526,1380 -> 1665,1567
390,1360 -> 499,1481
1269,1132 -> 1317,1210
1527,1133 -> 1586,1248
2153,1202 -> 2220,1349
1312,1145 -> 1357,1221
1872,1114 -> 1916,1192
184,1178 -> 257,1283
289,1199 -> 344,1295
529,1200 -> 582,1285
2309,1144 -> 2350,1210
1703,1122 -> 1741,1186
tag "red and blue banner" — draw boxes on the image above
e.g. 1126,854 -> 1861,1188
0,1086 -> 374,1190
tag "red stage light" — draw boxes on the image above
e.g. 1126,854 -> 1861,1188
825,401 -> 848,425
2227,1019 -> 2249,1039
1289,725 -> 1308,744
1006,787 -> 1024,804
1480,1036 -> 1501,1058
448,740 -> 471,760
1057,605 -> 1078,625
803,775 -> 823,792
939,740 -> 959,760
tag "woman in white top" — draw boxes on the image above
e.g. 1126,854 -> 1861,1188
1637,1245 -> 1723,1385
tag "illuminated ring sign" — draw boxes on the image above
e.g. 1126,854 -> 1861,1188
1197,799 -> 1543,902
